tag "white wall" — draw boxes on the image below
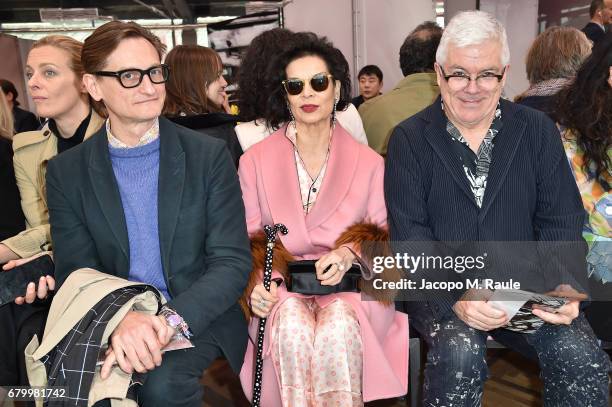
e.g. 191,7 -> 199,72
480,0 -> 539,99
283,0 -> 435,95
0,34 -> 36,112
445,0 -> 477,21
283,0 -> 355,80
358,0 -> 436,92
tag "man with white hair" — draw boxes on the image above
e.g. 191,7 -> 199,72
385,10 -> 610,406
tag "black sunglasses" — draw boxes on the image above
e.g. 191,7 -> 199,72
94,64 -> 170,89
282,73 -> 334,96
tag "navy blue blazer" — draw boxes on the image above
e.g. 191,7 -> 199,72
46,117 -> 252,371
582,22 -> 606,45
385,97 -> 586,318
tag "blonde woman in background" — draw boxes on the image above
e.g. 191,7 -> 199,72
0,35 -> 104,274
0,35 -> 104,387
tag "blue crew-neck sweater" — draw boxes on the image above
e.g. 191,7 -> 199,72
108,138 -> 170,300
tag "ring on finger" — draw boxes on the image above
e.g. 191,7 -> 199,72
336,262 -> 345,272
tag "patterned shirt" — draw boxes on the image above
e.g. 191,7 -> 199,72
560,126 -> 611,282
106,118 -> 160,148
285,123 -> 331,214
444,102 -> 503,207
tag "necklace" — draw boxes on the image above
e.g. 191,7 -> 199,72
292,124 -> 332,214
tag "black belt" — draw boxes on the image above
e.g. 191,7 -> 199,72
287,260 -> 362,295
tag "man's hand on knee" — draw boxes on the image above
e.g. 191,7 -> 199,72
105,311 -> 166,376
453,290 -> 508,331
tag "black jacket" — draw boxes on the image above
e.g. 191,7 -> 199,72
0,137 -> 25,241
351,95 -> 365,110
515,95 -> 557,118
582,22 -> 606,45
46,117 -> 252,370
167,112 -> 242,168
13,106 -> 40,134
385,97 -> 586,319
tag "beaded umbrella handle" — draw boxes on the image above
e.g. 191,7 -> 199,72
252,223 -> 288,407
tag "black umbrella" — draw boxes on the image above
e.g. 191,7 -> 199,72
252,223 -> 288,407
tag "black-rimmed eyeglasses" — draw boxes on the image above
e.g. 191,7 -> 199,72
439,66 -> 506,91
94,64 -> 170,89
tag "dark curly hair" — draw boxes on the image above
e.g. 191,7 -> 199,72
555,32 -> 612,181
264,32 -> 352,130
236,28 -> 294,122
399,21 -> 443,76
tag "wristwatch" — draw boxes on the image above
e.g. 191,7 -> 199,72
158,306 -> 193,339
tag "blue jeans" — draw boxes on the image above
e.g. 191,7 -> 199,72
409,302 -> 610,407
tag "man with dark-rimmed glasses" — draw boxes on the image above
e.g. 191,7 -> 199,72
45,21 -> 251,406
385,10 -> 610,407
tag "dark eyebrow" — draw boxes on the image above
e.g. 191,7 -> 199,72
118,64 -> 162,72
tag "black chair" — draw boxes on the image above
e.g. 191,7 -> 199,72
408,336 -> 422,407
396,330 -> 423,407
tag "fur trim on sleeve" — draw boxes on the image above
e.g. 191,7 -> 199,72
334,223 -> 400,304
240,223 -> 399,319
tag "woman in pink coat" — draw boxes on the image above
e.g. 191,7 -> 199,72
237,33 -> 408,406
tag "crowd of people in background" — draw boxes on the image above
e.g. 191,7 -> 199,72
0,2 -> 610,406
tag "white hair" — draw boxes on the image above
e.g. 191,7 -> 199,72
436,10 -> 510,66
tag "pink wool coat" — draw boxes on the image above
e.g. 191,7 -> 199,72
237,123 -> 409,405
